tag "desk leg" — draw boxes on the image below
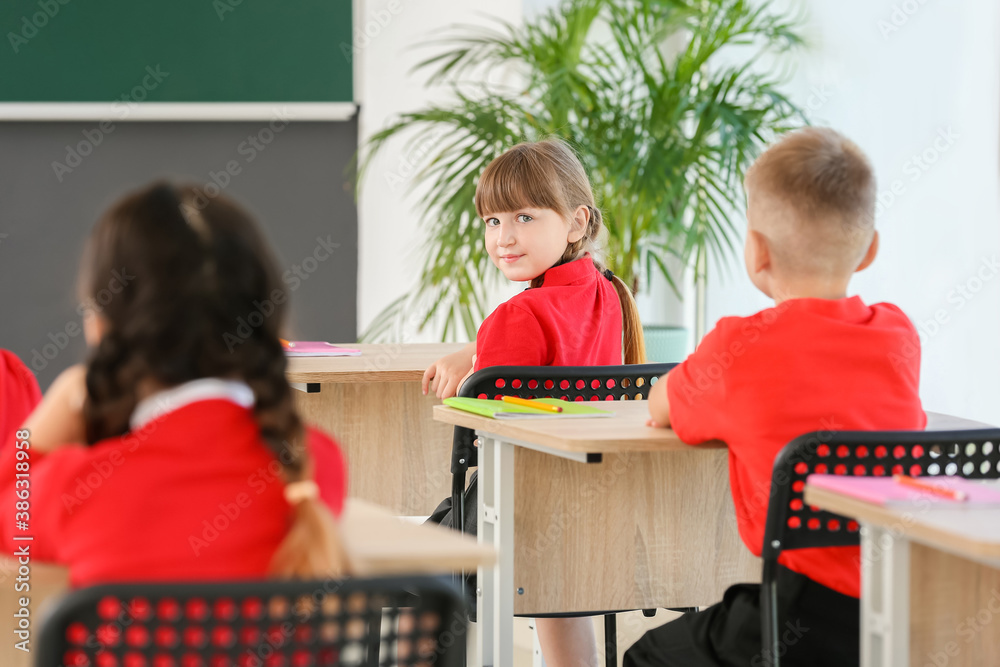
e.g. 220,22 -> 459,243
477,435 -> 515,667
861,524 -> 910,667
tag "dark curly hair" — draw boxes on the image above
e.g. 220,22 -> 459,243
78,182 -> 347,577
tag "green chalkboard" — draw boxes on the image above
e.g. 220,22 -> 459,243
1,1 -> 352,102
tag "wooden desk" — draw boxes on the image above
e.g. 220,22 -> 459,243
287,343 -> 466,515
434,401 -> 760,667
0,498 -> 494,667
805,481 -> 1000,667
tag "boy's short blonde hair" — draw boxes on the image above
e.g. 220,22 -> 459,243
744,127 -> 877,278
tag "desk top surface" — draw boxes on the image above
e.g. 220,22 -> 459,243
432,405 -> 993,456
341,498 -> 495,574
433,400 -> 721,453
0,499 -> 494,587
804,482 -> 1000,561
286,343 -> 466,384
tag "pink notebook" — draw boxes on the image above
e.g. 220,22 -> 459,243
282,342 -> 361,357
807,474 -> 1000,507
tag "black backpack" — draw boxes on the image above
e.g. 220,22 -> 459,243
426,470 -> 478,620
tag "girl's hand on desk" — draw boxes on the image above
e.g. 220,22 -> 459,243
422,343 -> 476,399
23,364 -> 89,454
646,418 -> 667,429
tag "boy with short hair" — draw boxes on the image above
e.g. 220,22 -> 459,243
626,127 -> 925,667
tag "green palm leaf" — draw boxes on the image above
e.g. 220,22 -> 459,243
358,0 -> 807,341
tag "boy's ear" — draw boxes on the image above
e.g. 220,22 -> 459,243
747,229 -> 771,274
855,230 -> 880,273
567,205 -> 589,244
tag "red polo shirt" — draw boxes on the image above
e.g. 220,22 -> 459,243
667,296 -> 925,598
0,350 -> 41,453
0,400 -> 347,587
475,255 -> 623,370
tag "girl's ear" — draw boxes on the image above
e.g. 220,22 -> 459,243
567,205 -> 589,244
83,311 -> 109,347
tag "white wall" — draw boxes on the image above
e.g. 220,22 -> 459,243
705,0 -> 1000,424
354,0 -> 522,343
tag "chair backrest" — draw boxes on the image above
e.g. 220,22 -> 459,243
459,363 -> 678,402
761,428 -> 1000,561
39,576 -> 466,667
451,363 -> 677,472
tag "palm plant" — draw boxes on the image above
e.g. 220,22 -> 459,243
360,0 -> 807,341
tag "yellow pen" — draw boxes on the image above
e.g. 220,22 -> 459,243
501,396 -> 563,413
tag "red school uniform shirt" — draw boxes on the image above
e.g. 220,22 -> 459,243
666,296 -> 925,598
474,255 -> 623,370
0,397 -> 347,587
0,350 -> 42,453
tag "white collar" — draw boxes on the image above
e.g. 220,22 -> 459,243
129,378 -> 255,431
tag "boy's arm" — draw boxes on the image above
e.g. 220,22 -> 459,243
646,370 -> 671,428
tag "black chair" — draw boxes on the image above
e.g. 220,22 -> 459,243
446,363 -> 677,667
38,576 -> 467,667
760,427 -> 1000,667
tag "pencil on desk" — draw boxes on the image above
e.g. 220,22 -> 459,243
280,338 -> 295,348
501,395 -> 563,413
892,474 -> 967,501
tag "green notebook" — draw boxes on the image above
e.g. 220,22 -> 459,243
443,397 -> 614,420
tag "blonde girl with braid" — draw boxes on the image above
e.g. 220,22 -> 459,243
0,182 -> 349,586
423,139 -> 647,666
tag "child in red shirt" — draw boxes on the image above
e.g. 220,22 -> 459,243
626,128 -> 925,666
0,350 -> 41,452
424,139 -> 647,665
0,182 -> 349,587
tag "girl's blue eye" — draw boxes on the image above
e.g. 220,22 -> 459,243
485,218 -> 500,227
516,214 -> 532,222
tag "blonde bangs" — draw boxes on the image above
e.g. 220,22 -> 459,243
475,145 -> 565,219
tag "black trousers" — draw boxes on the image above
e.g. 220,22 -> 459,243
623,566 -> 859,667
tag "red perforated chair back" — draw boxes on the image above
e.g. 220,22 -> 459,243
762,428 -> 1000,559
38,576 -> 466,667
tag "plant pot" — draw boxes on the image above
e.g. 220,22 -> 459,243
642,325 -> 689,364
